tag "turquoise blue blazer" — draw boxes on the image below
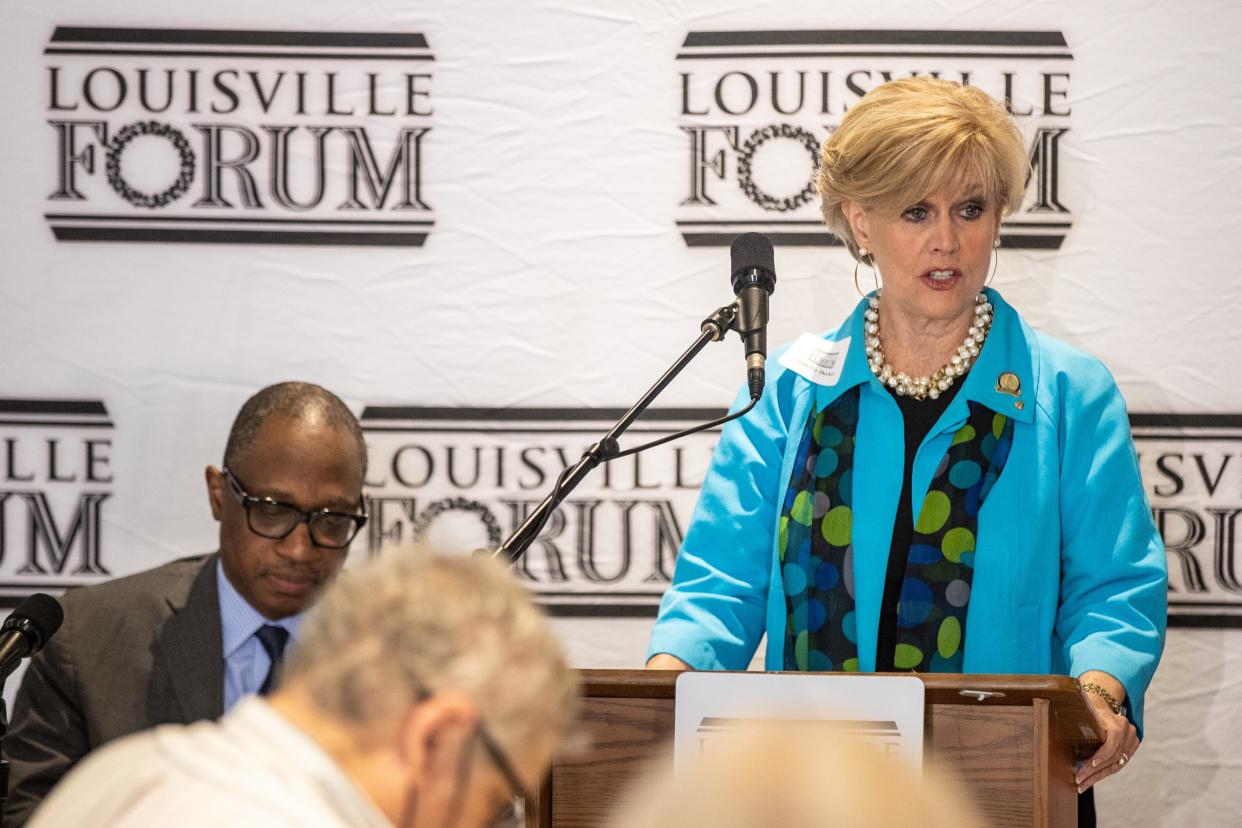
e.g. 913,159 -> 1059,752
648,289 -> 1167,735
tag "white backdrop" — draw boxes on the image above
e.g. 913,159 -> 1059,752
2,0 -> 1241,824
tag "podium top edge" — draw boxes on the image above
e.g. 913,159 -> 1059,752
576,669 -> 1082,702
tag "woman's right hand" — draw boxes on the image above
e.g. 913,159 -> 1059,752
645,653 -> 693,671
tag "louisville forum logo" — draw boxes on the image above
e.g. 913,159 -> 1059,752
359,406 -> 722,617
0,399 -> 113,610
675,30 -> 1073,248
1134,414 -> 1242,629
43,26 -> 434,246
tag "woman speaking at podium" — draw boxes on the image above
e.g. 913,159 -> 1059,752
646,77 -> 1167,812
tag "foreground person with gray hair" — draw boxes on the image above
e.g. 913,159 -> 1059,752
28,552 -> 579,828
611,728 -> 980,828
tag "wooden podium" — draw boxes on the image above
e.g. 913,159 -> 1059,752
529,670 -> 1102,828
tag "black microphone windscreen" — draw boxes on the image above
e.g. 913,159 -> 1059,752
730,232 -> 775,274
730,233 -> 776,294
6,593 -> 65,645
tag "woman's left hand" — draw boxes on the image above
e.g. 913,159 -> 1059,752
1076,671 -> 1139,793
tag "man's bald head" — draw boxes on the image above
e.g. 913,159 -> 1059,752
223,382 -> 367,476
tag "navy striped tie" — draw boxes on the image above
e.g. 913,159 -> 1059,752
255,624 -> 290,696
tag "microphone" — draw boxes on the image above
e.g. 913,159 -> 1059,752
0,594 -> 64,684
730,233 -> 777,400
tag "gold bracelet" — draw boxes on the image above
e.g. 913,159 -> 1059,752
1082,681 -> 1123,715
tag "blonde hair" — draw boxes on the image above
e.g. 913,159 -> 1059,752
611,729 -> 981,828
817,77 -> 1029,259
284,550 -> 579,754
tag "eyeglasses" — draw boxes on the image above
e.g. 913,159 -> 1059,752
222,467 -> 367,549
479,724 -> 533,827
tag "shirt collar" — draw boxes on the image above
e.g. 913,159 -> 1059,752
812,287 -> 1036,425
217,558 -> 302,658
221,697 -> 393,828
953,288 -> 1036,424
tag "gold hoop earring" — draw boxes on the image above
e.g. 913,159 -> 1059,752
853,249 -> 878,297
985,245 -> 999,287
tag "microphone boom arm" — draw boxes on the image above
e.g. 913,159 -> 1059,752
496,301 -> 747,562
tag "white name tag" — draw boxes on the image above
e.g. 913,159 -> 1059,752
778,334 -> 851,386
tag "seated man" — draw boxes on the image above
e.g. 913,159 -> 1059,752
4,381 -> 370,825
28,552 -> 579,828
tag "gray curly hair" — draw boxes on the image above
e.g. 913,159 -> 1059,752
283,550 -> 579,754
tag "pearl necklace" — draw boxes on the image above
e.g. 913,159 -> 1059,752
863,292 -> 993,400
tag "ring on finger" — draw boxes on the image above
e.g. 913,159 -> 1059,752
1118,752 -> 1129,767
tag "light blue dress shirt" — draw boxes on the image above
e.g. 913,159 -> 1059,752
217,560 -> 302,712
647,288 -> 1167,736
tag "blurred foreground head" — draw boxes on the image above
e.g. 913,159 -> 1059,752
280,549 -> 580,827
610,727 -> 980,828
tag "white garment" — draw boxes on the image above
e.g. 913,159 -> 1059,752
29,697 -> 392,828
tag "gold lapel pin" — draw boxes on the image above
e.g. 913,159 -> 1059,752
996,372 -> 1021,397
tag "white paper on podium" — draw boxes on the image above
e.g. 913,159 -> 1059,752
674,673 -> 925,772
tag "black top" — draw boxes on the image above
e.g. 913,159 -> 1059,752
874,381 -> 962,672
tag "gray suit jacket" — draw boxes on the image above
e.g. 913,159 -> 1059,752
3,554 -> 223,826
